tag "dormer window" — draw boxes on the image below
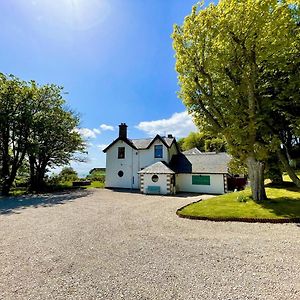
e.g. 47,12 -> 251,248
118,147 -> 125,159
154,145 -> 163,158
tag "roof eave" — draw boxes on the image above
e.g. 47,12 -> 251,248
147,135 -> 170,149
102,137 -> 137,153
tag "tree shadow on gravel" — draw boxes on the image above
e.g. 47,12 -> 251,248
0,190 -> 92,216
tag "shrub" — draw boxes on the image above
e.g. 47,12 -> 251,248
236,194 -> 249,203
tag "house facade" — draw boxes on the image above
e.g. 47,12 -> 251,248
103,123 -> 231,195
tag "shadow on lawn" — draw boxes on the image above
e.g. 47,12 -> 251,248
0,189 -> 91,216
257,191 -> 300,220
265,181 -> 299,192
257,198 -> 300,219
257,182 -> 300,219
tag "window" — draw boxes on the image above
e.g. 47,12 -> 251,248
118,170 -> 124,177
154,145 -> 163,158
152,175 -> 159,182
118,147 -> 125,159
192,175 -> 210,185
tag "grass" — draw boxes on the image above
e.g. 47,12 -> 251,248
86,181 -> 105,189
178,174 -> 300,220
48,180 -> 105,190
8,180 -> 105,196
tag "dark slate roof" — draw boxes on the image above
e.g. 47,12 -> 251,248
130,136 -> 175,149
102,137 -> 137,153
103,134 -> 177,153
170,152 -> 231,174
130,138 -> 152,149
138,161 -> 175,174
182,148 -> 202,155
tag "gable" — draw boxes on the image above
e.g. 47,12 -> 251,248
102,137 -> 137,153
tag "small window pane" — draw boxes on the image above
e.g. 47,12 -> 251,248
118,147 -> 125,159
154,145 -> 163,158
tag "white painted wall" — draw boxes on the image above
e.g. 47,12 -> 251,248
143,173 -> 168,195
105,140 -> 139,189
106,139 -> 179,190
138,141 -> 169,169
176,173 -> 225,194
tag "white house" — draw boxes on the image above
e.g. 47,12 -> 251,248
103,123 -> 231,195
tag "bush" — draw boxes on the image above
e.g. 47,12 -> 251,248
236,194 -> 250,203
86,173 -> 105,183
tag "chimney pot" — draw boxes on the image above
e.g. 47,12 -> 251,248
167,134 -> 173,138
119,123 -> 128,139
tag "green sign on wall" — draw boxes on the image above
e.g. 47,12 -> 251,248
192,175 -> 210,185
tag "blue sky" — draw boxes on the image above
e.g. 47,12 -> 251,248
0,0 -> 215,176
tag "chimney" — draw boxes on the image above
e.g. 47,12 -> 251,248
119,123 -> 128,139
167,134 -> 173,138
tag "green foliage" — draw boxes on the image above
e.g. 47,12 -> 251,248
228,157 -> 248,175
57,167 -> 78,182
204,137 -> 226,152
14,160 -> 30,188
265,154 -> 284,185
28,84 -> 85,192
0,73 -> 85,194
86,170 -> 105,183
0,74 -> 37,194
236,193 -> 250,203
179,132 -> 205,151
178,131 -> 226,152
172,0 -> 300,199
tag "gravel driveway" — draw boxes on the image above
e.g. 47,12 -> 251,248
0,189 -> 299,300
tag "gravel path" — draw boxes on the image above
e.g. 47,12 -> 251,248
0,189 -> 299,300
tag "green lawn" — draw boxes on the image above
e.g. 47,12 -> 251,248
178,177 -> 300,220
8,180 -> 105,196
53,180 -> 105,190
86,181 -> 105,188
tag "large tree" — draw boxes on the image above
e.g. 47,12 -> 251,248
0,74 -> 85,195
173,0 -> 300,201
0,74 -> 37,195
27,84 -> 84,192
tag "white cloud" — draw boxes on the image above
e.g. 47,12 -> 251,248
93,128 -> 101,134
100,124 -> 114,131
97,144 -> 109,151
75,124 -> 113,139
136,111 -> 198,138
75,128 -> 100,139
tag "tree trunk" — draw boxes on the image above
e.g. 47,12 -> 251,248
29,157 -> 47,193
35,169 -> 46,192
246,156 -> 267,201
1,180 -> 12,196
1,168 -> 17,196
1,145 -> 10,196
277,150 -> 300,187
29,156 -> 37,192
